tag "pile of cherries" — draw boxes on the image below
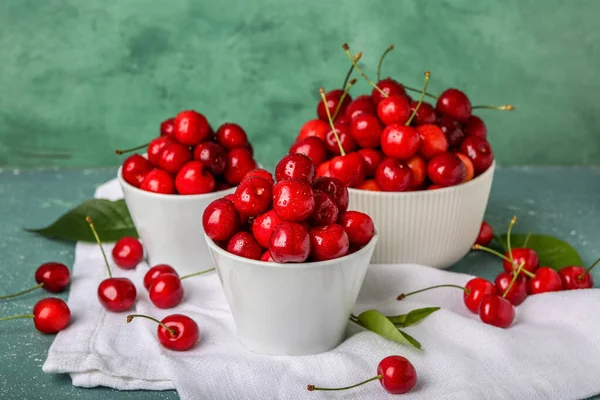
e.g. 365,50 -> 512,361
203,155 -> 375,263
398,217 -> 598,329
119,110 -> 257,195
291,43 -> 513,191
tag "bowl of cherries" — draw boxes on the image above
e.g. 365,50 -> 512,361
290,43 -> 513,268
202,156 -> 377,356
117,110 -> 258,276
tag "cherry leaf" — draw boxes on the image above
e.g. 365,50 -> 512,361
387,307 -> 440,328
355,309 -> 422,350
497,234 -> 582,271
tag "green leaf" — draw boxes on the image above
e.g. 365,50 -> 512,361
26,199 -> 137,242
497,234 -> 582,271
387,307 -> 440,328
356,309 -> 422,350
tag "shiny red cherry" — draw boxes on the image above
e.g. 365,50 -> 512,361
34,262 -> 71,293
242,168 -> 274,185
376,355 -> 417,394
437,115 -> 465,148
296,119 -> 329,142
339,211 -> 375,248
475,222 -> 494,246
140,169 -> 175,194
350,113 -> 382,148
224,147 -> 257,185
127,313 -> 199,351
494,272 -> 528,306
144,264 -> 178,291
149,273 -> 184,309
275,153 -> 316,184
409,101 -> 436,125
317,89 -> 351,122
372,78 -> 406,105
160,118 -> 175,137
459,136 -> 494,175
312,177 -> 349,213
416,124 -> 449,160
175,161 -> 216,195
406,155 -> 427,188
193,142 -> 227,176
528,267 -> 564,295
112,237 -> 144,269
381,124 -> 420,159
98,277 -> 137,312
269,222 -> 310,263
358,149 -> 383,177
0,298 -> 72,334
309,224 -> 349,261
503,248 -> 539,276
233,176 -> 272,217
147,136 -> 173,165
464,115 -> 487,138
289,137 -> 328,167
272,179 -> 315,222
375,158 -> 411,192
202,198 -> 241,241
377,96 -> 410,125
157,142 -> 192,174
173,110 -> 211,145
328,152 -> 366,188
309,191 -> 339,226
345,95 -> 376,119
436,88 -> 472,123
463,277 -> 497,313
427,152 -> 466,187
252,209 -> 283,248
226,232 -> 263,260
478,294 -> 515,328
216,123 -> 249,150
122,154 -> 153,188
559,265 -> 594,290
324,123 -> 356,155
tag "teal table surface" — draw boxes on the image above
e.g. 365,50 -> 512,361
0,166 -> 599,400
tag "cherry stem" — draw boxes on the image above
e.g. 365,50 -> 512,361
502,261 -> 525,298
319,87 -> 345,156
85,216 -> 112,278
0,314 -> 35,322
127,314 -> 176,337
342,43 -> 386,97
405,71 -> 431,126
179,268 -> 215,281
472,104 -> 515,111
506,216 -> 517,265
332,78 -> 357,121
580,258 -> 600,280
307,375 -> 382,392
397,284 -> 468,300
522,232 -> 532,248
376,44 -> 394,82
472,243 -> 536,278
341,62 -> 355,91
114,143 -> 149,155
403,85 -> 438,99
0,283 -> 44,300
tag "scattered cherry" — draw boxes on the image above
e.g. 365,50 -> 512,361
0,297 -> 71,334
559,258 -> 598,290
127,313 -> 199,351
144,264 -> 178,290
149,273 -> 183,309
0,262 -> 71,300
112,236 -> 144,269
478,293 -> 515,328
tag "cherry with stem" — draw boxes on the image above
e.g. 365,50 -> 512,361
376,44 -> 394,82
342,44 -> 387,98
332,78 -> 357,121
127,313 -> 199,351
341,61 -> 356,91
127,314 -> 176,336
405,71 -> 431,126
472,244 -> 536,279
320,88 -> 346,156
178,268 -> 215,280
0,284 -> 44,300
579,258 -> 600,280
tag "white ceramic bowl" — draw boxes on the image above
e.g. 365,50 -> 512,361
205,233 -> 378,356
117,167 -> 236,276
349,162 -> 495,268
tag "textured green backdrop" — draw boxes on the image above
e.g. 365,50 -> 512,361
1,0 -> 599,170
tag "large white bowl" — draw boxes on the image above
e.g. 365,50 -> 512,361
205,233 -> 378,356
349,162 -> 495,268
117,167 -> 236,276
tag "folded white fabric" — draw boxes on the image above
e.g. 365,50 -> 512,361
44,179 -> 600,400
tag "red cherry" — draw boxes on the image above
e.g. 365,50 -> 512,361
478,294 -> 515,328
127,314 -> 199,351
345,95 -> 376,119
324,123 -> 356,155
289,137 -> 328,167
260,250 -> 274,262
252,210 -> 283,248
503,248 -> 539,276
233,177 -> 272,217
329,152 -> 366,188
147,136 -> 173,165
144,264 -> 178,291
226,232 -> 263,260
436,88 -> 472,123
202,198 -> 241,241
275,153 -> 316,184
459,136 -> 494,175
375,157 -> 411,192
559,265 -> 594,290
34,262 -> 71,293
312,177 -> 349,213
455,152 -> 475,182
381,124 -> 420,159
224,147 -> 257,185
315,161 -> 330,178
140,169 -> 175,194
216,123 -> 249,150
463,277 -> 497,313
242,168 -> 275,185
317,89 -> 351,122
356,179 -> 382,191
358,149 -> 383,177
372,78 -> 406,105
416,124 -> 449,160
427,152 -> 466,187
408,101 -> 436,125
160,118 -> 175,137
377,355 -> 417,394
175,161 -> 216,195
437,115 -> 465,147
98,277 -> 137,312
339,211 -> 375,248
149,273 -> 184,309
350,113 -> 382,148
0,298 -> 72,334
112,237 -> 143,269
272,179 -> 315,222
173,110 -> 211,145
528,267 -> 564,295
475,222 -> 494,246
464,115 -> 487,138
157,142 -> 192,174
406,155 -> 427,188
309,191 -> 339,226
269,222 -> 310,263
377,96 -> 410,125
494,272 -> 528,306
193,142 -> 227,176
296,119 -> 329,142
309,224 -> 349,261
122,154 -> 153,188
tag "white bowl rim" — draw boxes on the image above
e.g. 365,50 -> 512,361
205,232 -> 378,270
348,160 -> 496,197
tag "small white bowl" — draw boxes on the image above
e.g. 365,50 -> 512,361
205,233 -> 378,356
349,161 -> 495,268
117,167 -> 236,276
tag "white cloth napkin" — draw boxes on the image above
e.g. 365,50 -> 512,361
43,179 -> 600,400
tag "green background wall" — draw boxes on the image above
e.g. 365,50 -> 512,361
1,0 -> 598,170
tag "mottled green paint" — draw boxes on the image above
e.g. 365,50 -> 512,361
1,0 -> 599,170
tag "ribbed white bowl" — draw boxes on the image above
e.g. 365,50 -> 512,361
349,162 -> 495,268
